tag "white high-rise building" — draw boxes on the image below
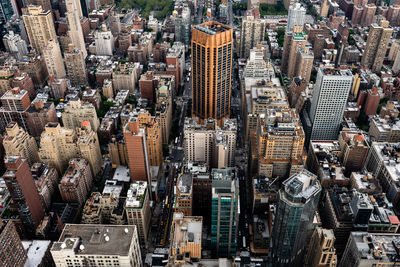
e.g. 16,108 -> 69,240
309,68 -> 353,140
183,118 -> 237,168
287,3 -> 306,32
95,24 -> 114,56
2,31 -> 28,60
51,224 -> 142,267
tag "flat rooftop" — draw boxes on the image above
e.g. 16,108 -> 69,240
51,224 -> 138,256
23,240 -> 52,267
171,213 -> 202,248
195,21 -> 231,34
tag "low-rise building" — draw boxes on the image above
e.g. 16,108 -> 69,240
51,224 -> 142,267
173,173 -> 193,216
368,116 -> 400,142
340,232 -> 400,267
306,141 -> 349,188
169,212 -> 202,265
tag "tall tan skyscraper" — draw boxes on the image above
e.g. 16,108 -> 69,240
39,122 -> 79,173
64,44 -> 87,86
76,121 -> 102,176
22,6 -> 57,54
43,39 -> 66,79
3,122 -> 39,166
65,0 -> 87,58
281,25 -> 309,78
257,108 -> 306,179
239,16 -> 267,59
62,98 -> 100,131
191,22 -> 233,124
294,45 -> 314,82
361,20 -> 393,73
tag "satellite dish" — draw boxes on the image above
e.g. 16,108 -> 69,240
79,245 -> 85,250
61,243 -> 66,249
105,236 -> 109,242
124,228 -> 129,234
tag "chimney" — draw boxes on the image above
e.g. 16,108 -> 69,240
34,100 -> 44,110
128,120 -> 140,134
11,87 -> 20,94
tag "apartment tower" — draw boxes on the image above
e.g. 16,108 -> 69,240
239,16 -> 267,58
3,122 -> 39,166
361,20 -> 393,73
0,220 -> 27,266
65,0 -> 87,58
22,6 -> 56,53
43,39 -> 66,79
3,156 -> 44,236
64,44 -> 88,86
281,25 -> 309,79
191,21 -> 233,124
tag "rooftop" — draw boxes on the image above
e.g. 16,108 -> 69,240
171,213 -> 202,256
125,181 -> 147,208
195,21 -> 231,34
22,240 -> 52,267
51,224 -> 138,256
282,169 -> 321,202
348,232 -> 400,262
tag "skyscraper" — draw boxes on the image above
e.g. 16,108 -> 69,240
287,3 -> 306,32
65,0 -> 87,58
191,22 -> 233,124
239,15 -> 267,58
0,220 -> 27,266
210,168 -> 238,258
59,158 -> 93,207
94,24 -> 114,56
281,26 -> 309,79
361,20 -> 393,73
22,6 -> 56,53
309,68 -> 353,141
39,122 -> 79,174
3,156 -> 45,235
63,44 -> 87,86
271,169 -> 321,266
257,108 -> 306,179
43,39 -> 66,79
124,116 -> 150,183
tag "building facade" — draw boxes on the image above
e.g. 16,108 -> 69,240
210,168 -> 238,258
309,68 -> 353,141
191,22 -> 233,124
271,169 -> 321,266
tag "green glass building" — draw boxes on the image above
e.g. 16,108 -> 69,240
210,168 -> 238,258
271,169 -> 321,266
